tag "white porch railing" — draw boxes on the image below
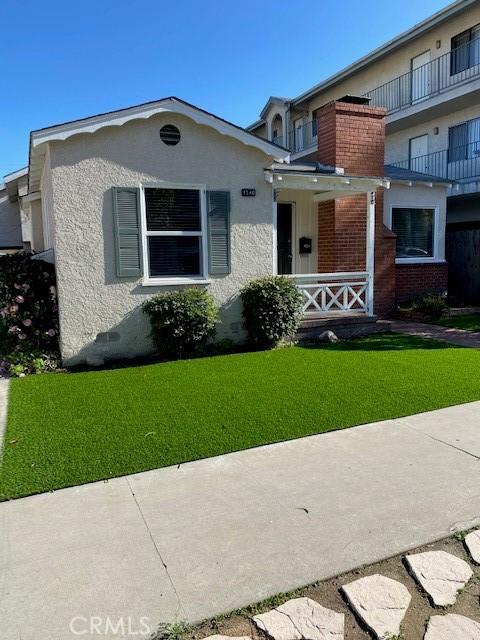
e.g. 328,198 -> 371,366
288,272 -> 370,315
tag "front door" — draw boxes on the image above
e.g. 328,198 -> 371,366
409,134 -> 429,173
411,50 -> 431,102
277,203 -> 293,275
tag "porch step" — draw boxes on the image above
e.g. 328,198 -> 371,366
296,313 -> 381,341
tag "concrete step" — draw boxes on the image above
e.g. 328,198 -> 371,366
296,314 -> 382,340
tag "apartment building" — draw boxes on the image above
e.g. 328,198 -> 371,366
249,0 -> 480,302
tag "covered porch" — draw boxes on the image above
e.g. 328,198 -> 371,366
265,164 -> 390,318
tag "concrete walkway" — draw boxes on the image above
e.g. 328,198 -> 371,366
383,319 -> 480,347
1,402 -> 480,639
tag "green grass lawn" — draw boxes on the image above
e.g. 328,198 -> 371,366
427,313 -> 480,332
2,333 -> 480,501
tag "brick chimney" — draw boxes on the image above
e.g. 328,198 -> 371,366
316,97 -> 396,316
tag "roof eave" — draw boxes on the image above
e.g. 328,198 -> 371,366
292,0 -> 475,107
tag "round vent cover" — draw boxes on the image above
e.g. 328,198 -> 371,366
160,124 -> 181,146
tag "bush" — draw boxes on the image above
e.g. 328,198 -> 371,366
412,292 -> 447,318
0,253 -> 59,376
241,275 -> 303,347
143,288 -> 218,357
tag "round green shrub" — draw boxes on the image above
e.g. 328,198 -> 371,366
412,292 -> 447,318
241,275 -> 303,347
143,288 -> 218,357
0,253 -> 59,376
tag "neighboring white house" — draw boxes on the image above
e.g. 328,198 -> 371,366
0,168 -> 26,254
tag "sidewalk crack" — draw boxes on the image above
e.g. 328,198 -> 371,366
125,476 -> 185,618
402,422 -> 480,461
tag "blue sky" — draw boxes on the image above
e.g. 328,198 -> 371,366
1,0 -> 450,178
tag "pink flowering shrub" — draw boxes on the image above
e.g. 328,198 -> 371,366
0,253 -> 60,376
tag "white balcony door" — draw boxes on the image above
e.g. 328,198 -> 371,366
409,134 -> 429,174
411,51 -> 431,102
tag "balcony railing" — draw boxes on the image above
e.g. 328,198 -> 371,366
390,140 -> 480,181
365,37 -> 480,115
288,120 -> 317,154
271,135 -> 284,149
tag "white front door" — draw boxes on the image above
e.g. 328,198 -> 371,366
409,134 -> 429,173
411,51 -> 431,102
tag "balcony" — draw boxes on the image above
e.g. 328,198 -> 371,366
390,140 -> 480,187
365,38 -> 480,116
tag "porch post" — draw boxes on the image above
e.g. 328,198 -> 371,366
366,191 -> 376,316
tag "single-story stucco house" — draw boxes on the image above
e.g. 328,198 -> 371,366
1,96 -> 452,365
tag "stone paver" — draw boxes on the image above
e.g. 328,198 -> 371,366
405,550 -> 473,606
382,319 -> 480,348
341,574 -> 411,639
464,530 -> 480,564
253,597 -> 344,640
424,614 -> 480,639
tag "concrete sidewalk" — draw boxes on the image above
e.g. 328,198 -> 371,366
1,403 -> 480,639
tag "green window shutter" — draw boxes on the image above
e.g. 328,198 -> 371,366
207,190 -> 231,275
112,187 -> 143,277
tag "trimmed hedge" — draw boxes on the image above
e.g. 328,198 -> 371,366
241,275 -> 302,347
143,288 -> 218,357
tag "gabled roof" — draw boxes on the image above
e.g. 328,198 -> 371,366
29,96 -> 290,191
258,96 -> 290,121
3,167 -> 28,184
384,164 -> 453,186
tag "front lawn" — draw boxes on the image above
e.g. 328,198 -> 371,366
427,313 -> 480,333
2,334 -> 480,501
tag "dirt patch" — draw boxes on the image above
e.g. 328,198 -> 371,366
190,535 -> 480,640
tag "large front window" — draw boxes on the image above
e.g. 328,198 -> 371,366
392,207 -> 435,259
142,186 -> 206,280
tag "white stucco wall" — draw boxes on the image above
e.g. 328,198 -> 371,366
48,112 -> 276,365
383,182 -> 448,262
0,189 -> 22,249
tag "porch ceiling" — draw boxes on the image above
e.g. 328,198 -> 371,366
264,169 -> 390,198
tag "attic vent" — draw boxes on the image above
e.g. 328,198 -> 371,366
160,124 -> 181,146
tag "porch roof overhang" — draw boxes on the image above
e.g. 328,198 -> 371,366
264,168 -> 390,201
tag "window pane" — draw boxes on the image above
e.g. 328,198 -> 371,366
448,123 -> 468,162
451,30 -> 471,74
148,236 -> 201,277
145,188 -> 201,231
392,208 -> 434,258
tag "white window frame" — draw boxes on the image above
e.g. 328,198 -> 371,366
388,204 -> 444,264
139,181 -> 210,286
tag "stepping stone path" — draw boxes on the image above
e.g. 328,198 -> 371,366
405,550 -> 473,606
252,597 -> 344,640
424,614 -> 480,639
465,529 -> 480,564
341,574 -> 411,639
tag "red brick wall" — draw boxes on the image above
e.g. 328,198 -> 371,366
395,263 -> 448,303
316,100 -> 396,316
